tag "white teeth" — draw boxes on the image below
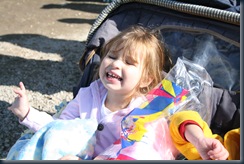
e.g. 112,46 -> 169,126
107,72 -> 122,81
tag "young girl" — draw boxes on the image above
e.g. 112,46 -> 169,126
7,25 -> 229,160
7,25 -> 166,159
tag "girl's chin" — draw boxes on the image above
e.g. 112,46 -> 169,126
103,83 -> 124,92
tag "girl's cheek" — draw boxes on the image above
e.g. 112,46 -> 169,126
102,58 -> 110,66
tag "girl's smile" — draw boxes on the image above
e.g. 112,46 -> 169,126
106,72 -> 123,82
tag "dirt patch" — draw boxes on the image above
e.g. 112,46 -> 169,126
0,0 -> 108,159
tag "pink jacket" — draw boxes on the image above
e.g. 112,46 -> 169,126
21,79 -> 145,157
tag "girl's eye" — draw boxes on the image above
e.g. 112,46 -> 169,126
108,55 -> 116,59
126,60 -> 133,65
126,59 -> 136,66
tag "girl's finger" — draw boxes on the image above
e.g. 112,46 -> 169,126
19,82 -> 26,92
13,82 -> 26,97
13,88 -> 23,97
7,106 -> 12,111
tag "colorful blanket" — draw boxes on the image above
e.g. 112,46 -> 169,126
95,79 -> 189,160
7,118 -> 97,160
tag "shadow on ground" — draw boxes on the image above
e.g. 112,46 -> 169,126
0,100 -> 28,159
0,34 -> 84,95
0,0 -> 107,159
42,0 -> 106,14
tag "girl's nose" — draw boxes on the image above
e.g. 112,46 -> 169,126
111,59 -> 123,69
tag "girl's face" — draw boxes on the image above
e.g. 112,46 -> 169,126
99,48 -> 143,97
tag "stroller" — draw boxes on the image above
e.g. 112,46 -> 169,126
73,0 -> 240,160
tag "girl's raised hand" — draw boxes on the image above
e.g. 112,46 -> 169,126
8,82 -> 30,121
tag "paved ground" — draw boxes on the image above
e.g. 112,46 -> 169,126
0,0 -> 108,159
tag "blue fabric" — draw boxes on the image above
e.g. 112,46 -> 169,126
7,119 -> 97,160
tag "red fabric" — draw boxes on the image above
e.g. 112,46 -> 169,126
179,120 -> 201,141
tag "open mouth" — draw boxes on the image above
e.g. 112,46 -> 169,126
106,72 -> 123,81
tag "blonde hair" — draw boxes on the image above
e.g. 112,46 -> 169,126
100,25 -> 166,96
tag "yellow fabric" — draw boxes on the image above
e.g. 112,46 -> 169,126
169,110 -> 218,160
169,110 -> 240,160
224,128 -> 240,160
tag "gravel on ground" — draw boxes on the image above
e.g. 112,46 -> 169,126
0,0 -> 107,159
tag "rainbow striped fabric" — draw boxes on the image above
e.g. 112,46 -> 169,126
118,79 -> 189,159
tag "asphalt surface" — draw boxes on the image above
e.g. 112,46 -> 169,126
0,0 -> 108,159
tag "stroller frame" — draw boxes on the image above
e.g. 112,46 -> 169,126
73,0 -> 240,160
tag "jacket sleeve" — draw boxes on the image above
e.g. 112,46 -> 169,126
20,106 -> 54,132
20,80 -> 104,132
58,89 -> 83,120
169,110 -> 222,160
20,87 -> 85,132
